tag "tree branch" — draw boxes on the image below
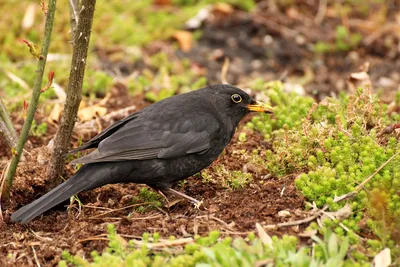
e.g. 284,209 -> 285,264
3,0 -> 57,198
47,0 -> 96,185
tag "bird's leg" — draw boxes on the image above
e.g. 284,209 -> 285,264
157,189 -> 170,207
166,188 -> 203,209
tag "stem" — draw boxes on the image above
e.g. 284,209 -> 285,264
47,0 -> 96,185
0,98 -> 17,148
3,0 -> 57,198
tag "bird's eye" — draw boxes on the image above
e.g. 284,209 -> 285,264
231,94 -> 242,103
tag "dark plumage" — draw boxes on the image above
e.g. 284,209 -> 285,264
11,84 -> 273,223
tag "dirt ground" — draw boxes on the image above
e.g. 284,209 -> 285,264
1,2 -> 399,266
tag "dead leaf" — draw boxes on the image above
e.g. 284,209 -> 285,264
78,106 -> 107,122
52,82 -> 66,101
213,3 -> 233,15
298,229 -> 317,237
278,210 -> 291,217
373,248 -> 391,267
185,6 -> 211,29
322,203 -> 352,221
347,62 -> 372,92
4,70 -> 30,90
255,223 -> 273,247
22,4 -> 36,30
173,30 -> 193,52
350,72 -> 369,80
48,103 -> 63,123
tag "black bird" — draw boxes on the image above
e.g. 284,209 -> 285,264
11,84 -> 273,223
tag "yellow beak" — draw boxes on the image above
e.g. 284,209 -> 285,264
247,101 -> 274,114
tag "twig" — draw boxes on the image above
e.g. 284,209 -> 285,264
78,234 -> 193,249
0,162 -> 11,220
131,237 -> 194,249
314,0 -> 327,25
3,0 -> 57,198
220,57 -> 230,84
78,236 -> 109,243
48,0 -> 96,186
0,98 -> 17,148
364,23 -> 400,46
88,202 -> 157,219
355,151 -> 400,191
29,229 -> 53,242
0,120 -> 15,149
321,210 -> 364,240
31,246 -> 41,267
266,206 -> 329,228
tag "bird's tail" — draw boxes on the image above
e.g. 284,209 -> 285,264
11,162 -> 123,223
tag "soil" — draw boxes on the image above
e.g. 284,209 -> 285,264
1,2 -> 399,266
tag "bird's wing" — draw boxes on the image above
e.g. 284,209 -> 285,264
71,111 -> 219,164
69,111 -> 142,153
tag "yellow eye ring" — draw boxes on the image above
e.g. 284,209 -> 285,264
231,94 -> 242,103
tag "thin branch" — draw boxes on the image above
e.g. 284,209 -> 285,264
0,120 -> 16,149
355,151 -> 400,191
47,0 -> 96,185
220,57 -> 230,84
314,0 -> 327,25
3,0 -> 57,198
0,98 -> 17,147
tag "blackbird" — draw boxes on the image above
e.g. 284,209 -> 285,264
11,84 -> 273,223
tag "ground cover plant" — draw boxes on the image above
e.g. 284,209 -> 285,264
0,0 -> 399,266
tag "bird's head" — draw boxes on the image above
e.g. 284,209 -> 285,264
202,84 -> 274,127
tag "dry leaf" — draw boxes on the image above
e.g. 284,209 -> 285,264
348,62 -> 372,92
4,70 -> 30,90
22,4 -> 36,30
48,103 -> 63,123
277,210 -> 291,217
213,3 -> 233,15
52,82 -> 66,101
298,229 -> 317,237
185,6 -> 211,29
173,30 -> 193,52
373,248 -> 391,267
322,203 -> 352,221
255,223 -> 273,247
78,106 -> 107,122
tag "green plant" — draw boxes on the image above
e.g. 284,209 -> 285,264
29,120 -> 48,137
249,81 -> 400,258
59,224 -> 365,266
132,187 -> 163,213
314,26 -> 362,53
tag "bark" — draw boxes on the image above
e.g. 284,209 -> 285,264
47,0 -> 96,185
